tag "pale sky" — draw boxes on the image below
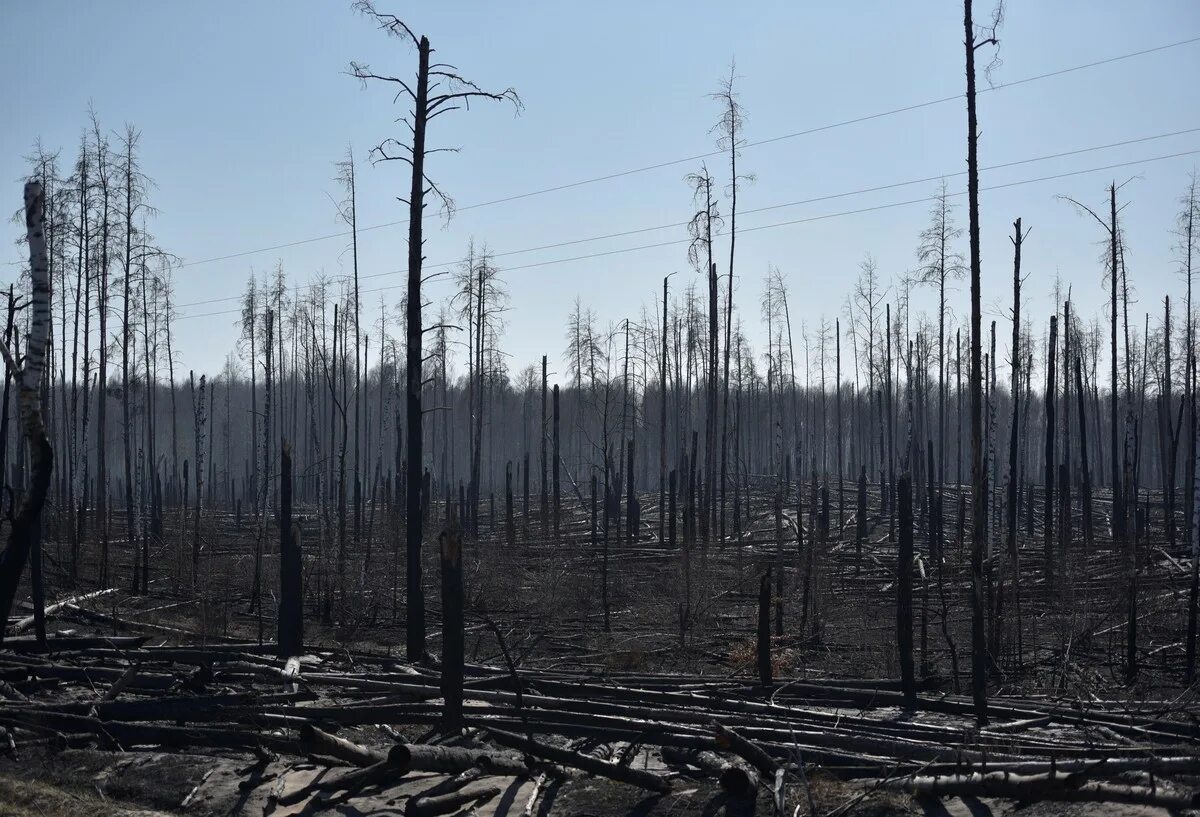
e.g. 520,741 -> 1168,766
2,1 -> 1199,381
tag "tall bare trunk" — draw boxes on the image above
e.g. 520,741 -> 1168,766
1005,219 -> 1025,663
964,0 -> 993,725
403,37 -> 431,661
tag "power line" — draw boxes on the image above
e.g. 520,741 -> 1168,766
173,127 -> 1200,309
174,147 -> 1200,322
171,35 -> 1200,270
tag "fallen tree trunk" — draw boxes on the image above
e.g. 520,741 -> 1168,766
662,746 -> 758,798
276,759 -> 399,807
406,784 -> 502,817
0,708 -> 299,754
389,742 -> 530,777
9,589 -> 118,634
918,756 -> 1200,778
299,724 -> 382,766
2,635 -> 147,652
26,664 -> 177,690
713,722 -> 780,778
483,727 -> 670,792
886,770 -> 1200,809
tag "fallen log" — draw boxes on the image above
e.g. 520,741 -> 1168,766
101,662 -> 140,702
464,710 -> 891,773
0,709 -> 299,754
981,716 -> 1052,734
74,646 -> 284,665
406,784 -> 502,817
6,691 -> 312,722
414,766 -> 485,799
299,724 -> 383,766
24,663 -> 176,690
276,759 -> 398,807
713,723 -> 779,779
662,747 -> 758,798
60,605 -> 240,640
389,742 -> 530,777
2,635 -> 147,652
10,589 -> 117,633
767,684 -> 1197,742
483,727 -> 670,792
885,770 -> 1200,809
491,676 -> 975,745
919,756 -> 1200,778
300,682 -> 1021,764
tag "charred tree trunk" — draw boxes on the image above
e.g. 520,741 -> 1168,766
627,437 -> 637,545
541,355 -> 548,532
278,439 -> 303,657
773,484 -> 784,637
1076,357 -> 1096,551
553,384 -> 561,540
898,472 -> 915,704
964,0 -> 996,726
1188,420 -> 1199,680
505,461 -> 515,548
707,260 -> 718,543
403,36 -> 432,662
440,509 -> 463,730
189,372 -> 206,588
1006,218 -> 1026,662
120,135 -> 137,594
0,183 -> 55,644
352,18 -> 518,658
757,567 -> 772,687
1163,296 -> 1177,549
1109,184 -> 1124,539
1045,315 -> 1058,592
660,276 -> 670,544
836,319 -> 844,534
856,465 -> 867,574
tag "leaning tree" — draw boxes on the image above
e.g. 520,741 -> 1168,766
351,2 -> 520,660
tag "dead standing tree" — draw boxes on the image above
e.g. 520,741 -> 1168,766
278,439 -> 302,657
897,472 -> 915,704
964,0 -> 1002,726
1062,184 -> 1130,538
88,114 -> 112,590
454,244 -> 509,535
686,164 -> 720,541
1062,182 -> 1137,679
1004,218 -> 1029,660
188,371 -> 207,587
711,67 -> 752,542
0,182 -> 55,643
351,2 -> 520,660
333,148 -> 364,546
916,180 -> 966,492
1179,173 -> 1199,682
1045,315 -> 1058,592
118,126 -> 155,594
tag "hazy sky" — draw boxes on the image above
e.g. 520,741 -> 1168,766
2,1 -> 1199,382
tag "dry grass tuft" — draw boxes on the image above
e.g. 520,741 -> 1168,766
0,774 -> 172,817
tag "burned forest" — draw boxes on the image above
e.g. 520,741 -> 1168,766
1,2 -> 1199,815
